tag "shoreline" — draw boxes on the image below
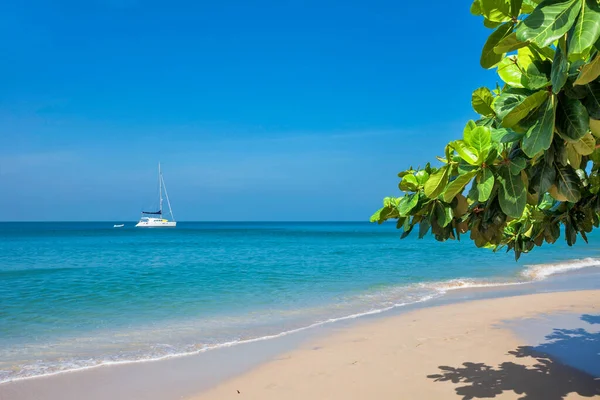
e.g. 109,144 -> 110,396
1,267 -> 599,399
191,290 -> 600,400
2,258 -> 600,386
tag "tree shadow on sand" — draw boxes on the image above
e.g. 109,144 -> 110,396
427,314 -> 600,400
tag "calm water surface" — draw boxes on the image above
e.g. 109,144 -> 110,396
1,221 -> 599,382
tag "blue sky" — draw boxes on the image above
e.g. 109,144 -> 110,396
1,0 -> 496,221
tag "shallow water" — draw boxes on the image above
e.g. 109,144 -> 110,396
1,221 -> 599,382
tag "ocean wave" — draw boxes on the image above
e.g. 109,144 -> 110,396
520,257 -> 600,280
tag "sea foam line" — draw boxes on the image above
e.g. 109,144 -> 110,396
2,257 -> 599,385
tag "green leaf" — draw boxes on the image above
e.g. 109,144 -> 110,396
555,164 -> 582,202
516,0 -> 582,48
471,0 -> 483,15
451,140 -> 480,165
494,88 -> 533,120
526,65 -> 551,91
508,156 -> 527,175
574,54 -> 600,85
568,0 -> 600,56
522,96 -> 556,157
511,0 -> 523,16
424,167 -> 450,199
497,56 -> 524,87
399,174 -> 419,191
443,171 -> 479,203
572,132 -> 596,155
583,81 -> 600,119
471,87 -> 496,117
464,120 -> 478,137
498,167 -> 527,218
464,126 -> 492,161
556,97 -> 590,142
478,168 -> 495,202
567,143 -> 582,167
590,118 -> 600,137
501,90 -> 549,128
397,194 -> 419,216
531,160 -> 556,195
551,37 -> 568,93
415,170 -> 430,185
434,202 -> 453,228
481,0 -> 513,21
484,18 -> 503,28
494,32 -> 528,53
481,22 -> 515,69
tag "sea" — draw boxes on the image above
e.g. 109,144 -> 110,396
1,221 -> 599,384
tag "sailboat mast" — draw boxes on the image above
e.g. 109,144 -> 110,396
159,162 -> 163,215
162,174 -> 175,221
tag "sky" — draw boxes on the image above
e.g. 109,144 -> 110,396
1,0 -> 497,221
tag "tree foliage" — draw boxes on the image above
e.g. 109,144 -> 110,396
371,0 -> 600,260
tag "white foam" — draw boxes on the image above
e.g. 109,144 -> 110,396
521,257 -> 600,280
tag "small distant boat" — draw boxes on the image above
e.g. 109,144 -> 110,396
136,163 -> 177,228
113,224 -> 125,228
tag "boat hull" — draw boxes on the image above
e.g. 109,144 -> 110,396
135,219 -> 176,228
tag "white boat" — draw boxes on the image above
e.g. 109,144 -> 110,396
113,224 -> 125,228
136,163 -> 177,228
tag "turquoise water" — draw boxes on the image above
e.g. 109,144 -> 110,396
1,221 -> 599,382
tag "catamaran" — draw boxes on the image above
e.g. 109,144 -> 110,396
136,163 -> 177,228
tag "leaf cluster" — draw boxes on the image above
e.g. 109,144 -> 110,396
372,0 -> 600,259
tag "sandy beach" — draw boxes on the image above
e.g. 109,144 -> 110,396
2,288 -> 599,400
191,290 -> 600,400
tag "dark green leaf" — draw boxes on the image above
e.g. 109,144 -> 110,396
471,0 -> 483,15
471,87 -> 496,117
522,60 -> 551,90
568,0 -> 600,56
556,97 -> 590,142
555,164 -> 582,202
501,90 -> 549,128
531,160 -> 556,195
582,81 -> 600,118
551,37 -> 568,93
501,130 -> 526,143
494,88 -> 533,120
508,156 -> 527,175
511,0 -> 523,17
498,167 -> 527,218
434,202 -> 453,228
443,171 -> 479,203
522,96 -> 556,157
516,0 -> 582,48
494,32 -> 529,53
481,22 -> 515,69
419,218 -> 431,238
